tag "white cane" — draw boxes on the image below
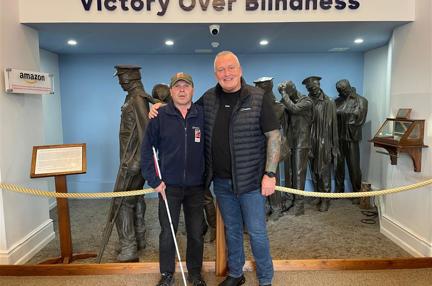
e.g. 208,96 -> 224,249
152,147 -> 187,286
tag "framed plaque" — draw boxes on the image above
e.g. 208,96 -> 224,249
395,108 -> 412,119
30,143 -> 86,178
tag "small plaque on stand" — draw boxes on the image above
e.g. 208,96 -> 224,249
30,143 -> 86,178
30,143 -> 96,264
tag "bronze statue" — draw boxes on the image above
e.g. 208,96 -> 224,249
110,65 -> 159,262
279,80 -> 313,216
152,83 -> 171,102
334,79 -> 368,201
303,76 -> 339,212
254,76 -> 288,219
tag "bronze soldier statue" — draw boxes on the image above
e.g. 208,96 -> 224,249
279,81 -> 313,216
254,77 -> 288,219
302,76 -> 339,212
334,79 -> 368,201
109,65 -> 159,262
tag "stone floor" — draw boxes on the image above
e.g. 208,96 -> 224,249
27,198 -> 410,264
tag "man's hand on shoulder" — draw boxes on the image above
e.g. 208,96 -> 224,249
149,102 -> 165,119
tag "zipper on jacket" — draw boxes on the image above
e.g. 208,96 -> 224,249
229,99 -> 243,194
183,119 -> 188,185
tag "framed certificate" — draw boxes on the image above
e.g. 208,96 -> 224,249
30,143 -> 86,178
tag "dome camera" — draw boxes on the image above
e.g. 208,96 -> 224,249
209,24 -> 220,36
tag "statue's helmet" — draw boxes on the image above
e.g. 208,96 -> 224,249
253,76 -> 274,84
301,76 -> 322,87
253,76 -> 274,93
114,65 -> 142,84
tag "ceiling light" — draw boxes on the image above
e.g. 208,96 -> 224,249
195,49 -> 213,54
354,38 -> 364,44
329,47 -> 350,52
260,40 -> 269,46
67,39 -> 77,46
165,40 -> 174,46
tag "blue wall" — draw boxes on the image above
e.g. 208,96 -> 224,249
59,53 -> 364,193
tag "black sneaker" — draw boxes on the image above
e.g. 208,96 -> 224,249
218,275 -> 246,286
156,272 -> 174,286
188,274 -> 207,286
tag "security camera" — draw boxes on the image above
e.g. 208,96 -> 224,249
209,24 -> 220,36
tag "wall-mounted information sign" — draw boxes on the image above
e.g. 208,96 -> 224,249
4,68 -> 54,95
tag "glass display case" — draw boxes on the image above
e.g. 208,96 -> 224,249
371,114 -> 427,172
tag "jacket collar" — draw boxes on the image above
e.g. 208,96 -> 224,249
215,77 -> 250,101
165,100 -> 198,118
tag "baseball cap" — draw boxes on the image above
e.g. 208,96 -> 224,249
170,72 -> 194,88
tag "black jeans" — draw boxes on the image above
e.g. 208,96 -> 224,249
159,185 -> 204,276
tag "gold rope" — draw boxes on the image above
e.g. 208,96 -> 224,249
0,183 -> 154,199
1,179 -> 432,199
276,178 -> 432,198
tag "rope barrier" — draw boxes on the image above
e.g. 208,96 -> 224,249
276,178 -> 432,198
0,183 -> 154,199
1,179 -> 431,199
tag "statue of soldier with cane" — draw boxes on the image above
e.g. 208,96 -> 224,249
99,65 -> 159,263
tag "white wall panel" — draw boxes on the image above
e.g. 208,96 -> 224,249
19,0 -> 415,24
0,0 -> 54,264
379,0 -> 432,257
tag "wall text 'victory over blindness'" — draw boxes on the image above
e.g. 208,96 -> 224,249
81,0 -> 360,16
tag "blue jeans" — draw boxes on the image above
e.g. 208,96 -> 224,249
213,178 -> 274,285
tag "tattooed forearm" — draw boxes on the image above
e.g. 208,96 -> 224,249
264,129 -> 281,173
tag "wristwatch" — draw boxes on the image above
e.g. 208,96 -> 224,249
264,171 -> 276,178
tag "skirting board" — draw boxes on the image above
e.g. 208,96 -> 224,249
380,215 -> 432,257
49,199 -> 57,210
0,219 -> 55,264
1,258 -> 432,276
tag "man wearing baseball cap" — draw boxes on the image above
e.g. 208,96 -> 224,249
141,72 -> 206,286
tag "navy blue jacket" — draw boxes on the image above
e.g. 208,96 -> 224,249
141,101 -> 204,188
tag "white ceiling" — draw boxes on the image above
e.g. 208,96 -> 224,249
29,21 -> 407,55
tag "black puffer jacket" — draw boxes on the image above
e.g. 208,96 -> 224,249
201,79 -> 266,194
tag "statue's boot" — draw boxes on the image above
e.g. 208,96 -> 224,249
116,202 -> 139,262
135,195 -> 146,250
265,201 -> 273,217
319,198 -> 330,212
281,193 -> 294,213
311,197 -> 322,206
315,198 -> 322,211
294,196 -> 305,216
351,197 -> 360,205
204,226 -> 216,243
204,200 -> 216,229
202,195 -> 217,243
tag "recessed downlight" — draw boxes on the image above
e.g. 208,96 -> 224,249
67,39 -> 77,46
354,38 -> 364,44
329,47 -> 350,52
260,40 -> 269,46
165,40 -> 174,46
